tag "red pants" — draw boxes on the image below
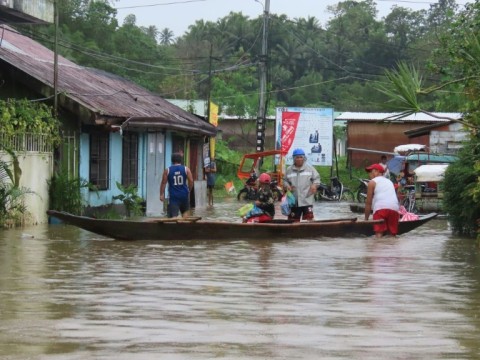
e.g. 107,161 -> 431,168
373,209 -> 399,235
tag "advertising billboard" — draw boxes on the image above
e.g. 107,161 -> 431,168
275,107 -> 334,166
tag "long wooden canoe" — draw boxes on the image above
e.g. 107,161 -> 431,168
47,210 -> 438,241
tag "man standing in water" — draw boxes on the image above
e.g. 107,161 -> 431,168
160,153 -> 194,218
205,156 -> 217,206
283,148 -> 321,222
364,163 -> 399,237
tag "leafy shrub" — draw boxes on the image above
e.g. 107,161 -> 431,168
443,138 -> 480,237
48,170 -> 89,215
0,149 -> 33,227
112,182 -> 145,217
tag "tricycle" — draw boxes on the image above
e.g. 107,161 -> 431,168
237,150 -> 286,201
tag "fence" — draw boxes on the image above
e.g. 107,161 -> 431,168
59,131 -> 78,178
0,132 -> 53,153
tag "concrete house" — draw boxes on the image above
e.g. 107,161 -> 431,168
404,121 -> 468,154
0,26 -> 216,224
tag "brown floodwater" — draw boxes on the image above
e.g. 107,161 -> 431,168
1,199 -> 479,359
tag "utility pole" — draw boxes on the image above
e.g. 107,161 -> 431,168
53,0 -> 59,117
206,42 -> 213,125
256,0 -> 270,152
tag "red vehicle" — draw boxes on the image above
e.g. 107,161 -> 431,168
237,150 -> 286,201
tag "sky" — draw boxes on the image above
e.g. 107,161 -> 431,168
113,0 -> 440,38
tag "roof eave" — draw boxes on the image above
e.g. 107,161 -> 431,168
118,118 -> 217,137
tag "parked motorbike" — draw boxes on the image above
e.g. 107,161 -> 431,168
355,178 -> 370,203
315,176 -> 355,202
237,172 -> 283,201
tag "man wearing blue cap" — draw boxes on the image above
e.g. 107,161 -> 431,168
283,148 -> 321,222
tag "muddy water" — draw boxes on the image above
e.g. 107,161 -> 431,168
1,199 -> 479,359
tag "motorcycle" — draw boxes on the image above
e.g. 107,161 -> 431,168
355,178 -> 370,203
237,172 -> 283,201
315,176 -> 355,202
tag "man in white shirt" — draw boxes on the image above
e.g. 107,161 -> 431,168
364,163 -> 399,237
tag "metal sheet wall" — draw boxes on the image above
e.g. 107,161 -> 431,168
347,122 -> 428,168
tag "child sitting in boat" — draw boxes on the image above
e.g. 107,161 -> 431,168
242,173 -> 275,223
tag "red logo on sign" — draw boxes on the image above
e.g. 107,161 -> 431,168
281,112 -> 300,153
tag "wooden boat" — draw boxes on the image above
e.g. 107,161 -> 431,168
47,210 -> 438,241
350,203 -> 368,214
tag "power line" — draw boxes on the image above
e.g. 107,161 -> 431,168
115,0 -> 207,10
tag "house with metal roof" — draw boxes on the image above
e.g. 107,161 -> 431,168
336,112 -> 465,168
0,25 -> 216,223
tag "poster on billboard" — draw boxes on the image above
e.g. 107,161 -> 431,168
275,107 -> 334,166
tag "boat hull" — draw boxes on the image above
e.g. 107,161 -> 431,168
47,211 -> 438,241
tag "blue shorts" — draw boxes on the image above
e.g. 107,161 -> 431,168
167,197 -> 190,217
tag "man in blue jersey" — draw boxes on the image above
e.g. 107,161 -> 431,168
160,153 -> 194,218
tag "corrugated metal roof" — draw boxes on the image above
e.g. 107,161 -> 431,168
0,26 -> 216,136
336,112 -> 462,122
166,99 -> 275,120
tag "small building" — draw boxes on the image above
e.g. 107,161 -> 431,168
404,121 -> 468,154
0,26 -> 216,223
336,112 -> 464,168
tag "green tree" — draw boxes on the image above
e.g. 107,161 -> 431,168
0,99 -> 61,146
159,27 -> 175,45
384,6 -> 427,60
375,2 -> 480,237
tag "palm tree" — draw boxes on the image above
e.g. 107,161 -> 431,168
160,27 -> 175,45
143,25 -> 159,42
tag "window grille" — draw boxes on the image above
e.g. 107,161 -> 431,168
121,132 -> 138,187
89,132 -> 109,190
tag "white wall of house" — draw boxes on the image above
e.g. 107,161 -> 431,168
0,151 -> 53,225
429,123 -> 468,154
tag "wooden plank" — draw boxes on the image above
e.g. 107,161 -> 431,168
146,216 -> 202,223
311,217 -> 358,223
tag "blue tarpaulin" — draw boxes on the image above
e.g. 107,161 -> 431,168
387,155 -> 406,175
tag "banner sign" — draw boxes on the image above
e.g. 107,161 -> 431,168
280,111 -> 301,153
209,102 -> 218,127
275,107 -> 334,166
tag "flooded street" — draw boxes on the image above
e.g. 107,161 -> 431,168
1,199 -> 480,359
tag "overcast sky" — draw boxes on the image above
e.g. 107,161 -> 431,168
113,0 -> 442,38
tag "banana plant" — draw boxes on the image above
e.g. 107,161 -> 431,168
0,145 -> 33,226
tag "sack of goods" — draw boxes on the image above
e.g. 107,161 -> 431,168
245,204 -> 265,219
238,203 -> 265,219
238,203 -> 254,217
280,191 -> 296,216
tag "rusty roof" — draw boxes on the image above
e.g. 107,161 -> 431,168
336,112 -> 462,122
0,26 -> 216,136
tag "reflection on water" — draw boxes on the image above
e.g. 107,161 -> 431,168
1,200 -> 479,359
